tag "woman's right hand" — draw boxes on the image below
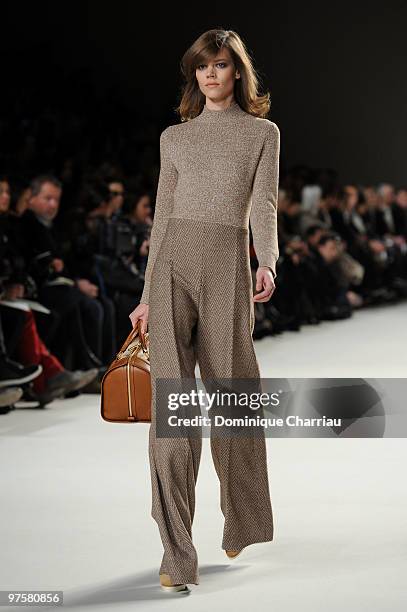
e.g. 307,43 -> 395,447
129,303 -> 149,335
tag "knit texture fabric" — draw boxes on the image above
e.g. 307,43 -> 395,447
140,99 -> 280,304
147,217 -> 275,584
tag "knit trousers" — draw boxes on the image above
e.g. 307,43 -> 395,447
147,217 -> 274,585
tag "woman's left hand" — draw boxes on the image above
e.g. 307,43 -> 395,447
253,267 -> 276,302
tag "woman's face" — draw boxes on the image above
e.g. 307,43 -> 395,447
0,181 -> 11,213
344,186 -> 359,209
108,181 -> 125,212
195,47 -> 240,102
133,195 -> 152,223
396,189 -> 407,208
15,187 -> 32,215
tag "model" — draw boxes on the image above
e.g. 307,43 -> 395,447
129,28 -> 280,594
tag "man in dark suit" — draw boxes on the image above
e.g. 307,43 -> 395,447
375,184 -> 407,289
376,183 -> 407,239
19,175 -> 114,370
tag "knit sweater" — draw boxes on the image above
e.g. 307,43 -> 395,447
140,98 -> 280,305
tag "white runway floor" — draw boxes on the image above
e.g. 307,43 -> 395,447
1,301 -> 406,611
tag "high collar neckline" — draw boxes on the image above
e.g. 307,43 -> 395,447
198,99 -> 244,122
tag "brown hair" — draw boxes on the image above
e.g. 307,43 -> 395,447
30,174 -> 62,196
176,29 -> 271,122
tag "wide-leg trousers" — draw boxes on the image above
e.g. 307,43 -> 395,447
147,217 -> 274,585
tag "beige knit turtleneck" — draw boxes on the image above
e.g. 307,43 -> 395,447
140,98 -> 280,305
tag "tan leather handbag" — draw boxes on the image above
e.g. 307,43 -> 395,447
100,319 -> 151,423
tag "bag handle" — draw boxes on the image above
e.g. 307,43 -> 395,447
118,318 -> 148,355
137,319 -> 148,351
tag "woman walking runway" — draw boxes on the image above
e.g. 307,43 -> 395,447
130,28 -> 280,593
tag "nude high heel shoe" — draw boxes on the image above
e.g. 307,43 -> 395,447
225,548 -> 245,559
159,573 -> 190,594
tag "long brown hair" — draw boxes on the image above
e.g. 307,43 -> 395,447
176,29 -> 272,122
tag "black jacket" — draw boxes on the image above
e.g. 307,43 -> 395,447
0,212 -> 28,286
19,209 -> 71,286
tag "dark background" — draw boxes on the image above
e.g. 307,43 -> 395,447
2,1 -> 406,185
